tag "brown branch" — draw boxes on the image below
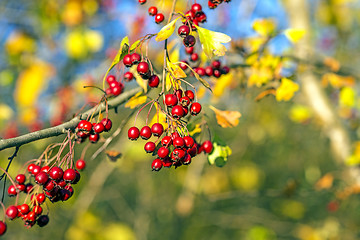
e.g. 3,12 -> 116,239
0,87 -> 142,151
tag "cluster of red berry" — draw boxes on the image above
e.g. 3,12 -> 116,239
123,52 -> 160,87
208,0 -> 231,9
138,0 -> 165,24
105,75 -> 125,97
76,118 -> 112,143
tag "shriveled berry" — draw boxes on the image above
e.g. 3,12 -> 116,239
155,13 -> 165,24
148,75 -> 160,88
6,206 -> 18,220
124,72 -> 134,82
178,25 -> 190,38
63,169 -> 77,182
76,159 -> 86,171
73,170 -> 81,184
128,126 -> 140,140
183,35 -> 196,47
202,140 -> 213,153
161,136 -> 172,146
49,166 -> 64,180
222,66 -> 230,74
190,102 -> 202,116
182,106 -> 189,116
140,126 -> 152,140
165,94 -> 178,107
56,179 -> 67,188
187,144 -> 198,157
131,53 -> 141,65
151,159 -> 163,171
171,105 -> 185,119
144,141 -> 156,153
15,174 -> 26,184
157,147 -> 169,159
148,6 -> 158,16
151,123 -> 164,137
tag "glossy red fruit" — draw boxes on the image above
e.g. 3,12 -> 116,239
6,206 -> 18,220
128,126 -> 140,140
36,193 -> 46,204
165,94 -> 178,107
16,184 -> 25,192
148,75 -> 160,88
202,140 -> 213,153
205,66 -> 214,76
63,169 -> 77,182
212,60 -> 221,69
89,133 -> 100,143
49,166 -> 64,180
195,67 -> 205,76
179,60 -> 188,70
171,132 -> 180,140
31,165 -> 41,176
155,13 -> 164,24
41,166 -> 50,173
57,178 -> 67,188
175,89 -> 183,100
79,120 -> 92,132
93,123 -> 105,133
0,221 -> 6,236
140,126 -> 152,140
190,53 -> 199,62
15,174 -> 26,184
25,183 -> 34,193
19,204 -> 30,214
137,62 -> 149,75
112,84 -> 124,96
151,159 -> 163,171
171,148 -> 186,161
173,137 -> 185,148
151,123 -> 164,137
35,172 -> 49,185
27,163 -> 36,174
191,3 -> 202,14
139,0 -> 146,5
196,12 -> 207,23
183,136 -> 195,148
187,144 -> 198,157
162,157 -> 172,168
185,47 -> 194,55
213,69 -> 222,78
190,102 -> 202,116
106,75 -> 116,84
182,106 -> 189,116
180,96 -> 191,107
131,53 -> 141,65
124,72 -> 134,82
191,19 -> 199,31
144,141 -> 156,153
73,170 -> 81,184
123,54 -> 132,67
101,118 -> 112,132
171,105 -> 185,119
178,25 -> 190,38
148,6 -> 158,16
44,180 -> 55,191
157,147 -> 169,159
183,35 -> 196,47
161,136 -> 172,146
76,159 -> 86,170
185,10 -> 195,20
182,154 -> 192,165
208,0 -> 217,9
185,90 -> 195,101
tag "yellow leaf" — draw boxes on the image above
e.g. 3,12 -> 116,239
125,92 -> 147,109
289,105 -> 312,124
84,30 -> 103,52
213,72 -> 233,98
209,106 -> 241,128
167,59 -> 187,78
322,73 -> 355,88
323,57 -> 341,72
188,124 -> 202,136
195,25 -> 231,59
284,28 -> 306,43
339,86 -> 355,107
276,78 -> 299,101
0,104 -> 14,121
252,19 -> 276,37
130,40 -> 141,52
254,89 -> 276,101
155,17 -> 180,42
149,104 -> 168,130
131,65 -> 148,93
315,173 -> 333,190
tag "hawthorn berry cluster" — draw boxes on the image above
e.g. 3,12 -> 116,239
138,0 -> 165,24
105,75 -> 125,97
208,0 -> 231,9
76,118 -> 112,143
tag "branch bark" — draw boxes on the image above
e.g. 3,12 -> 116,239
0,87 -> 142,151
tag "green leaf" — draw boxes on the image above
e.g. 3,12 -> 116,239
155,17 -> 180,42
195,25 -> 231,59
103,36 -> 129,88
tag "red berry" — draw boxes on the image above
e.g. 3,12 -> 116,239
213,69 -> 222,78
6,206 -> 18,220
185,10 -> 195,20
93,123 -> 105,133
124,72 -> 134,82
27,163 -> 36,174
212,60 -> 221,69
183,136 -> 195,148
139,0 -> 146,5
34,205 -> 43,215
151,159 -> 163,171
183,35 -> 196,47
179,60 -> 188,70
195,67 -> 205,76
35,172 -> 49,185
196,12 -> 207,23
36,193 -> 46,204
123,54 -> 132,67
178,25 -> 190,38
185,90 -> 195,101
190,53 -> 199,62
182,106 -> 189,116
191,20 -> 199,31
140,126 -> 152,140
165,94 -> 178,107
49,166 -> 64,180
191,3 -> 202,14
171,132 -> 180,140
171,148 -> 186,161
27,211 -> 37,222
78,120 -> 92,132
157,147 -> 169,158
149,75 -> 160,88
112,84 -> 124,96
106,75 -> 116,84
162,157 -> 172,168
63,169 -> 77,182
185,46 -> 194,55
208,0 -> 218,9
41,166 -> 50,173
182,154 -> 192,165
44,180 -> 55,191
187,144 -> 198,157
151,123 -> 164,137
89,133 -> 100,143
31,165 -> 41,176
171,105 -> 185,119
155,13 -> 165,24
0,221 -> 6,236
148,6 -> 157,16
161,136 -> 172,146
222,66 -> 230,74
205,66 -> 214,76
16,184 -> 25,192
76,159 -> 86,170
137,62 -> 149,75
180,97 -> 191,107
131,53 -> 141,65
173,137 -> 185,148
25,183 -> 34,193
175,89 -> 183,100
19,204 -> 30,214
57,178 -> 67,188
144,141 -> 156,153
101,118 -> 112,132
190,102 -> 202,115
128,126 -> 140,140
15,174 -> 26,184
202,140 -> 213,153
